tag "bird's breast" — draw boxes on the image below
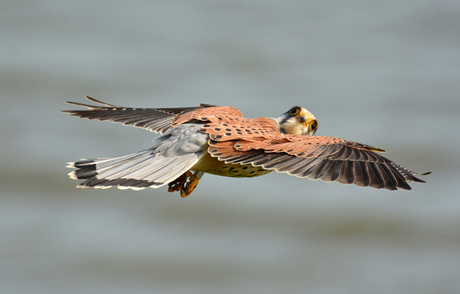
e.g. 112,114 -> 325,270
191,152 -> 271,178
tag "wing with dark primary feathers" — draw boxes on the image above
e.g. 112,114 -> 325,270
62,96 -> 216,133
203,118 -> 428,191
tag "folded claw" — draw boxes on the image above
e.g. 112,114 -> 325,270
168,171 -> 200,197
180,173 -> 200,198
168,172 -> 188,192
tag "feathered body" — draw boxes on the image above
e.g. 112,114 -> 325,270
63,97 -> 427,197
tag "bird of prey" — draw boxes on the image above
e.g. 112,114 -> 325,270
63,96 -> 428,197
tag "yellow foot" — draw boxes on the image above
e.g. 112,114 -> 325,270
180,172 -> 200,198
168,172 -> 188,192
167,171 -> 200,198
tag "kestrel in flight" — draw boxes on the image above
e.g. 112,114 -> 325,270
63,97 -> 427,197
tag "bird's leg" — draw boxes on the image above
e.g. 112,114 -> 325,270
167,172 -> 189,193
180,171 -> 204,198
168,171 -> 204,197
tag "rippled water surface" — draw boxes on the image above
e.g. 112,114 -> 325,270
1,1 -> 460,293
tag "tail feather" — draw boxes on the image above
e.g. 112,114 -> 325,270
67,150 -> 200,190
143,157 -> 195,183
94,152 -> 156,180
112,156 -> 170,180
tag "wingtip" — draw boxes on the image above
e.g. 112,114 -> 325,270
63,100 -> 84,107
62,96 -> 118,110
199,103 -> 218,108
408,170 -> 431,184
84,96 -> 118,107
368,146 -> 387,153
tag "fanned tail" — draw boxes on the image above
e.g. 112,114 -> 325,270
67,150 -> 199,190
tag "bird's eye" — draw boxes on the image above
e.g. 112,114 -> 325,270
289,107 -> 301,116
309,120 -> 318,132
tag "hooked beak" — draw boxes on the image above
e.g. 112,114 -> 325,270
297,112 -> 318,135
298,113 -> 308,124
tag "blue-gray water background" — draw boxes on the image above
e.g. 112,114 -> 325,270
1,1 -> 459,293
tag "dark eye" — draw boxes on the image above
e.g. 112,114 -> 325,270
289,107 -> 301,116
309,120 -> 318,132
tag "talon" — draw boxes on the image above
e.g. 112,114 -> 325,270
168,171 -> 201,197
180,172 -> 200,198
168,172 -> 188,192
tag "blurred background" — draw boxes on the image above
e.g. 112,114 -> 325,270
1,1 -> 459,293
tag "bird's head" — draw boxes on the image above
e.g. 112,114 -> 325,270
274,106 -> 318,135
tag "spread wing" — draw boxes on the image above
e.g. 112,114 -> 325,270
202,118 -> 425,191
62,96 -> 217,133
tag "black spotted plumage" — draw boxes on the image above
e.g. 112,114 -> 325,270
64,97 -> 428,196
